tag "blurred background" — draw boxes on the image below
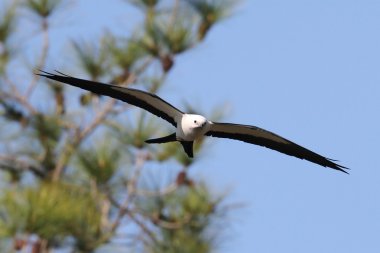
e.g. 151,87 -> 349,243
0,0 -> 379,252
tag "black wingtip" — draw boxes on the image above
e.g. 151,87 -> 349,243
54,70 -> 71,77
35,70 -> 71,79
338,167 -> 350,175
323,157 -> 349,174
35,69 -> 52,77
330,162 -> 350,174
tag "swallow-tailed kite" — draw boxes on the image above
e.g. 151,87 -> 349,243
37,71 -> 348,174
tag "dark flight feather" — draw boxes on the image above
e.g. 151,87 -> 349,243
37,71 -> 183,126
206,122 -> 348,174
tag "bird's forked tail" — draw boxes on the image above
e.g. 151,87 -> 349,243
145,133 -> 194,158
145,133 -> 177,144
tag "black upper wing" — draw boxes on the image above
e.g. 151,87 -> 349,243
206,122 -> 348,173
38,71 -> 183,126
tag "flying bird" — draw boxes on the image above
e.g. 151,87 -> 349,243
37,71 -> 348,174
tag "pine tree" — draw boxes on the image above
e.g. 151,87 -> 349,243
0,0 -> 239,252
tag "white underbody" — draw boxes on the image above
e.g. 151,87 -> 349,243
175,114 -> 211,141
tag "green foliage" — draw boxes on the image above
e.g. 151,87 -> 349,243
0,3 -> 16,42
72,40 -> 110,81
161,19 -> 195,55
109,112 -> 159,150
29,114 -> 62,172
47,80 -> 65,115
185,0 -> 238,40
0,101 -> 27,125
129,0 -> 161,10
0,0 -> 238,252
140,184 -> 221,253
77,141 -> 121,185
108,38 -> 146,71
0,3 -> 16,74
0,48 -> 9,74
0,183 -> 103,250
32,114 -> 62,145
139,22 -> 165,58
107,36 -> 147,83
25,0 -> 63,18
139,17 -> 195,72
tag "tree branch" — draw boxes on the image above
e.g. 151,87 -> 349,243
51,62 -> 151,181
0,155 -> 45,178
110,151 -> 148,232
1,77 -> 38,115
133,166 -> 189,197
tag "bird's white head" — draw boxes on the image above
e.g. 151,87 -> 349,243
177,114 -> 210,141
185,114 -> 208,129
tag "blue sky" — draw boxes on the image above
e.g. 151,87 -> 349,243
41,0 -> 380,252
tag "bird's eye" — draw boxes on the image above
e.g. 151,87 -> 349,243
194,120 -> 197,123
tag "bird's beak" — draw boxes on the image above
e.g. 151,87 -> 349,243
195,122 -> 206,129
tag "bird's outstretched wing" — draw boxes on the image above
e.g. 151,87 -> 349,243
206,122 -> 348,173
37,71 -> 184,126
